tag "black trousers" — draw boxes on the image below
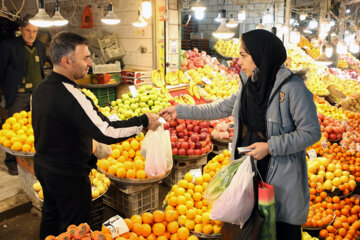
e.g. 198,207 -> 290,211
276,221 -> 301,240
34,163 -> 92,240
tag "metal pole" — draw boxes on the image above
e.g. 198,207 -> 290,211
284,0 -> 291,45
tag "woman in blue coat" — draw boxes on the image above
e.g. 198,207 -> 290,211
160,29 -> 321,239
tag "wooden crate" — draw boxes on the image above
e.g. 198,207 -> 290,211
16,156 -> 34,175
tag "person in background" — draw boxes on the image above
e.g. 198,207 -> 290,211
330,35 -> 339,68
160,29 -> 321,240
32,31 -> 161,240
0,16 -> 47,175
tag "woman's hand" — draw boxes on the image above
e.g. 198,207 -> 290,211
246,142 -> 269,160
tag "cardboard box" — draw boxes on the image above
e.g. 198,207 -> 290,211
90,73 -> 120,84
121,69 -> 151,85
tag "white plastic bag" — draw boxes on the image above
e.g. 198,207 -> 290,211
141,125 -> 173,177
210,156 -> 254,228
92,140 -> 112,159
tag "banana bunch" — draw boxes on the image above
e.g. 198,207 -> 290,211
165,72 -> 180,85
177,70 -> 190,84
174,96 -> 185,104
160,86 -> 174,101
189,83 -> 201,99
151,70 -> 165,88
182,94 -> 195,104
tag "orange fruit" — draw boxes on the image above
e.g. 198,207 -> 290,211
177,227 -> 189,240
187,236 -> 199,240
170,233 -> 179,240
11,141 -> 22,151
126,169 -> 136,179
136,170 -> 146,179
184,172 -> 193,182
132,223 -> 143,236
157,235 -> 167,240
178,180 -> 189,189
134,159 -> 144,170
186,209 -> 196,220
176,205 -> 187,215
193,192 -> 202,201
165,209 -> 178,222
194,224 -> 202,233
152,223 -> 165,236
142,212 -> 154,224
122,141 -> 131,151
176,196 -> 186,205
202,224 -> 213,235
131,215 -> 143,224
116,167 -> 126,178
153,210 -> 165,223
167,221 -> 179,234
130,139 -> 140,150
142,224 -> 152,237
184,219 -> 195,230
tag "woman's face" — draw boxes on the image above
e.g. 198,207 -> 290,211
239,42 -> 257,77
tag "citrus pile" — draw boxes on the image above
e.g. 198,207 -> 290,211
45,222 -> 108,240
0,111 -> 34,153
33,169 -> 110,201
106,211 -> 200,240
97,133 -> 149,180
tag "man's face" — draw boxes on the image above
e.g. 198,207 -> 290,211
69,45 -> 93,80
19,23 -> 38,46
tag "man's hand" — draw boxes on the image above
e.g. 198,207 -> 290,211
159,107 -> 177,122
145,113 -> 161,130
246,142 -> 269,160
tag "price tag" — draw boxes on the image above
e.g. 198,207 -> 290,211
202,77 -> 212,85
357,143 -> 360,152
189,168 -> 202,182
108,113 -> 120,121
129,85 -> 137,98
321,139 -> 328,149
342,120 -> 349,131
307,149 -> 317,160
103,215 -> 129,238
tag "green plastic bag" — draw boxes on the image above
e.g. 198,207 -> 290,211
258,181 -> 276,240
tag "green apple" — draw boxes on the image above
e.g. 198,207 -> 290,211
139,85 -> 147,93
121,93 -> 130,100
125,111 -> 133,118
130,103 -> 138,111
154,100 -> 161,106
135,109 -> 142,115
114,106 -> 119,111
134,97 -> 140,103
111,101 -> 117,107
142,108 -> 150,113
148,100 -> 154,107
118,114 -> 126,120
129,98 -> 135,104
139,102 -> 147,108
116,99 -> 122,105
124,100 -> 130,105
123,104 -> 130,110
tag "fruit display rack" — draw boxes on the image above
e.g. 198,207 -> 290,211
98,167 -> 171,185
0,145 -> 34,157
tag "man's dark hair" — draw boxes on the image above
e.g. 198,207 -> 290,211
49,31 -> 89,65
19,15 -> 33,27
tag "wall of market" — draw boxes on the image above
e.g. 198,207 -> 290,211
182,0 -> 285,47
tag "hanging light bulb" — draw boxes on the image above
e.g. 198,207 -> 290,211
262,9 -> 273,25
101,2 -> 121,25
226,14 -> 238,28
191,0 -> 206,20
238,6 -> 246,21
308,19 -> 318,29
290,30 -> 301,44
212,18 -> 235,39
52,1 -> 68,27
337,40 -> 348,54
256,19 -> 265,29
132,10 -> 148,27
349,40 -> 360,54
215,10 -> 222,22
346,8 -> 350,14
300,13 -> 307,21
29,0 -> 53,27
141,0 -> 152,19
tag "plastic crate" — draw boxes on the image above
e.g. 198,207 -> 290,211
104,183 -> 159,218
90,87 -> 116,107
89,196 -> 104,231
92,61 -> 121,74
104,47 -> 126,62
98,34 -> 119,50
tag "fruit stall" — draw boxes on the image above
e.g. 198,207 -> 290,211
4,32 -> 360,240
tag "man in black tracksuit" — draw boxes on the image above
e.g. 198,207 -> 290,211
31,32 -> 161,239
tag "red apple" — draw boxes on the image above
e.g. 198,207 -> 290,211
178,149 -> 186,156
191,134 -> 199,143
200,141 -> 207,148
184,136 -> 189,142
189,141 -> 195,149
176,142 -> 181,149
170,136 -> 178,142
187,124 -> 194,131
163,123 -> 170,130
329,133 -> 337,140
176,125 -> 184,132
201,148 -> 207,154
200,133 -> 207,141
195,142 -> 202,149
200,121 -> 210,129
188,131 -> 194,136
171,142 -> 176,148
181,142 -> 189,150
178,138 -> 185,143
177,132 -> 185,139
172,148 -> 178,155
186,120 -> 193,125
194,126 -> 200,134
184,129 -> 189,136
187,149 -> 194,155
170,120 -> 177,127
204,146 -> 210,153
194,149 -> 202,155
192,120 -> 200,126
326,126 -> 333,133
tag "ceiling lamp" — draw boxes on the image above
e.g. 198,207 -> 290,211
212,18 -> 235,40
238,6 -> 246,21
262,9 -> 273,25
346,8 -> 350,14
192,0 -> 206,20
101,2 -> 121,25
299,13 -> 307,21
215,10 -> 222,22
308,19 -> 318,29
290,30 -> 301,44
337,40 -> 348,54
141,0 -> 152,19
349,40 -> 360,54
52,1 -> 68,27
29,0 -> 53,27
226,14 -> 238,28
256,20 -> 265,29
132,10 -> 148,27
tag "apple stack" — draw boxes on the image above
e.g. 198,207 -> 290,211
163,119 -> 213,187
318,113 -> 347,141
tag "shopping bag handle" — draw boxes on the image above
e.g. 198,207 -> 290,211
249,157 -> 259,209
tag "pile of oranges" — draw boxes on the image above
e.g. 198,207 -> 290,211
45,223 -> 107,240
97,133 -> 148,180
105,210 -> 199,240
202,150 -> 231,177
0,111 -> 34,153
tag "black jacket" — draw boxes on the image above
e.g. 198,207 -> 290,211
32,71 -> 149,176
0,36 -> 47,107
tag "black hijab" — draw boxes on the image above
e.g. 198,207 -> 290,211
240,29 -> 287,132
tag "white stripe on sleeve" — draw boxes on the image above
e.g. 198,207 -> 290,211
62,82 -> 143,139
